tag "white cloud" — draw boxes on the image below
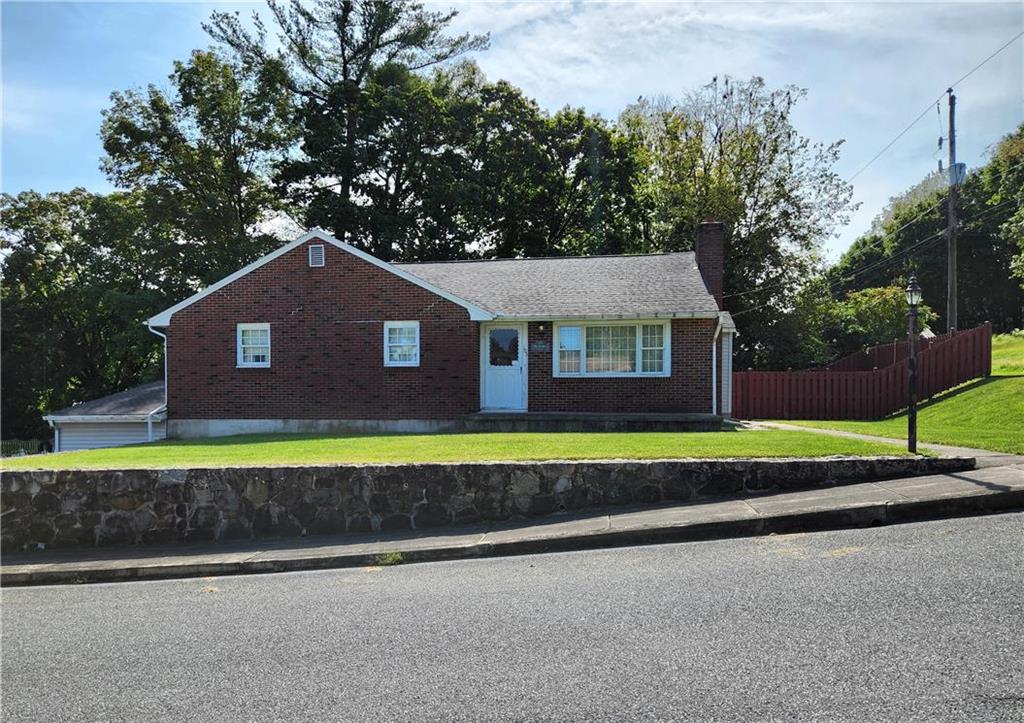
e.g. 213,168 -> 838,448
442,1 -> 1023,256
4,0 -> 1020,259
2,82 -> 107,135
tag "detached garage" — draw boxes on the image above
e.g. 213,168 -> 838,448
44,382 -> 166,452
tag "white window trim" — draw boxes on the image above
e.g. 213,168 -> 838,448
236,323 -> 271,368
383,321 -> 420,367
308,244 -> 325,267
552,320 -> 671,378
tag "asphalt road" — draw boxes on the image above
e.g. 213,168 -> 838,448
3,512 -> 1023,722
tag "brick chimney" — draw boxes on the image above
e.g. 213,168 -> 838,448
695,220 -> 725,308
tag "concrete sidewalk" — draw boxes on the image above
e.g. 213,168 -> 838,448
756,421 -> 1024,469
3,464 -> 1023,587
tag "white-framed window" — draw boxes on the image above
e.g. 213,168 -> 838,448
384,321 -> 420,367
308,244 -> 325,267
640,323 -> 666,373
237,323 -> 271,368
553,321 -> 670,377
558,326 -> 582,373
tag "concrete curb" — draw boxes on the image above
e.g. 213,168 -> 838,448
4,487 -> 1021,587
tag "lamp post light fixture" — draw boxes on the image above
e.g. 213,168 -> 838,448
905,275 -> 923,454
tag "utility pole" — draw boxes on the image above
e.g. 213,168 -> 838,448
946,89 -> 958,333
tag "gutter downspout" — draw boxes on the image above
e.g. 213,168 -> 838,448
145,405 -> 165,443
711,317 -> 723,416
147,323 -> 168,441
45,418 -> 60,453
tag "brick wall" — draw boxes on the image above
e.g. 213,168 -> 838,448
695,222 -> 725,308
167,238 -> 479,420
167,237 -> 724,421
525,320 -> 719,414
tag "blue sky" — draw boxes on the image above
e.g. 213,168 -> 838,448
3,1 -> 1022,258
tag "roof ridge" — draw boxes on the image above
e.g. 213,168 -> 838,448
395,251 -> 693,266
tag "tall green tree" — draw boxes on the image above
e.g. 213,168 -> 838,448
985,125 -> 1024,288
101,48 -> 296,287
460,76 -> 641,259
831,124 -> 1024,333
206,0 -> 487,260
619,77 -> 856,368
1,191 -> 172,439
752,282 -> 938,371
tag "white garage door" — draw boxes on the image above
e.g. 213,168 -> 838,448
57,422 -> 166,452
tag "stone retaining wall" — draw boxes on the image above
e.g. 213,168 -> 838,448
1,456 -> 973,551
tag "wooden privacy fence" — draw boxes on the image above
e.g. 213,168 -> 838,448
732,322 -> 992,420
824,333 -> 949,372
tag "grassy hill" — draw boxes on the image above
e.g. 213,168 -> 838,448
786,333 -> 1024,454
992,332 -> 1024,375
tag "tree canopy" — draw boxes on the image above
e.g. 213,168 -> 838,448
3,0 -> 1022,440
101,49 -> 297,287
829,123 -> 1024,334
619,78 -> 856,367
1,190 -> 171,438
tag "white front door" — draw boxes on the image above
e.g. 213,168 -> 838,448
482,324 -> 527,410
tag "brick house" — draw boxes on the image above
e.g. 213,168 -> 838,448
46,222 -> 736,447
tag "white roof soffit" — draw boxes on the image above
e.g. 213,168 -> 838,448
43,413 -> 168,423
492,311 -> 722,322
145,229 -> 495,326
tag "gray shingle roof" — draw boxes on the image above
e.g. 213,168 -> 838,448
396,252 -> 718,318
47,381 -> 165,418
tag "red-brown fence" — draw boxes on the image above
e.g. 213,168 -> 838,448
732,322 -> 992,420
824,333 -> 948,372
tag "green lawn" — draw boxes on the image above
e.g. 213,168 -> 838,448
785,333 -> 1024,454
992,332 -> 1024,376
1,429 -> 910,471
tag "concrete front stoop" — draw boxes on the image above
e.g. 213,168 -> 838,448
461,412 -> 724,433
3,464 -> 1022,587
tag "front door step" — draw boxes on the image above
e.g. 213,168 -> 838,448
462,412 -> 725,432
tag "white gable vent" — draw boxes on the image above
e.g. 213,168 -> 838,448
308,244 -> 325,267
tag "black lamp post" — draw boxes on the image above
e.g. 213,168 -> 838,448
905,275 -> 923,454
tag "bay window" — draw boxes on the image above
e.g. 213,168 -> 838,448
554,322 -> 670,377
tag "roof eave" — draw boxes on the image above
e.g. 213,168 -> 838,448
44,413 -> 168,424
491,311 -> 721,322
145,229 -> 495,327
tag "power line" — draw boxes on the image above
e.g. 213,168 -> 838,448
730,238 -> 947,318
769,163 -> 1024,301
727,38 -> 1024,306
730,199 -> 1017,318
723,197 -> 945,301
833,198 -> 1015,286
847,103 -> 936,183
827,159 -> 1024,292
832,199 -> 1016,295
948,30 -> 1024,90
846,30 -> 1024,183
